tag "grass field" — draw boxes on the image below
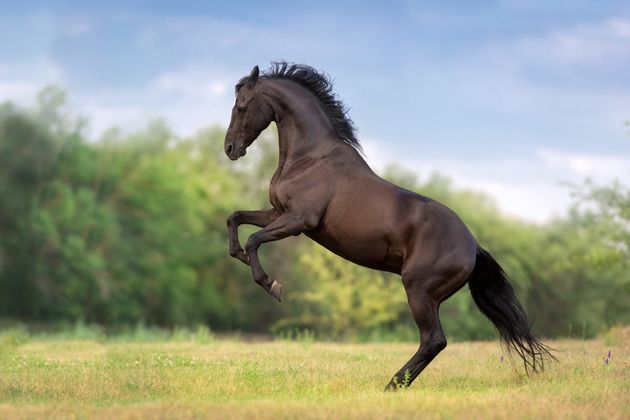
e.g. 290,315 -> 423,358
0,329 -> 628,419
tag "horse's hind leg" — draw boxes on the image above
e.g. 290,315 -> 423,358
384,261 -> 471,390
384,287 -> 445,390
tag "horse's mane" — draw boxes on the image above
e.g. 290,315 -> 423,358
239,62 -> 361,152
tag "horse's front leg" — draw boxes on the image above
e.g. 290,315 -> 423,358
226,209 -> 279,265
244,213 -> 315,302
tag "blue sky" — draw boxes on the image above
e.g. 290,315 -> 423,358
1,1 -> 629,221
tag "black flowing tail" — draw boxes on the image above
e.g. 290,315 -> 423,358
469,246 -> 556,372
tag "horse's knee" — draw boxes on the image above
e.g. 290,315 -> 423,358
229,247 -> 246,259
226,211 -> 240,226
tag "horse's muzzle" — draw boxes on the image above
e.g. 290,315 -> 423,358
225,142 -> 247,161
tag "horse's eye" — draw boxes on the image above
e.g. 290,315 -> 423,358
237,106 -> 247,113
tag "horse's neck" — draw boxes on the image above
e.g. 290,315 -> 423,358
276,119 -> 330,161
264,79 -> 372,182
267,81 -> 337,172
273,118 -> 372,184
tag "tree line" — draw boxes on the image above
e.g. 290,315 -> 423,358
0,87 -> 628,340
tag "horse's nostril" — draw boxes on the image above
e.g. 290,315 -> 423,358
226,143 -> 233,154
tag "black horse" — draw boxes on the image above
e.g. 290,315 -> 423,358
225,62 -> 553,389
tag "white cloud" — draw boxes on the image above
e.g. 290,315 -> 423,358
80,102 -> 150,136
135,15 -> 342,62
0,59 -> 65,105
72,78 -> 235,138
154,71 -> 228,100
0,80 -> 41,101
538,149 -> 630,181
453,20 -> 630,110
608,18 -> 630,38
363,138 -> 629,223
68,92 -> 226,138
408,17 -> 630,157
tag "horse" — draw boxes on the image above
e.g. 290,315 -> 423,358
224,62 -> 553,390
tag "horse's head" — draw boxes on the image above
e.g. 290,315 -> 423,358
224,65 -> 274,160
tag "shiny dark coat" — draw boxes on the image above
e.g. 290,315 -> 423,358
224,63 -> 553,389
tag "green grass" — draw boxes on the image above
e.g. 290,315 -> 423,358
0,331 -> 628,419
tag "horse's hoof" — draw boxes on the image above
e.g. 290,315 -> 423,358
269,280 -> 283,302
384,382 -> 398,392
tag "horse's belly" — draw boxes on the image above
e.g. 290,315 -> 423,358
305,226 -> 404,274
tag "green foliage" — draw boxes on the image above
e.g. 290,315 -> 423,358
0,89 -> 278,330
274,244 -> 408,340
0,87 -> 628,341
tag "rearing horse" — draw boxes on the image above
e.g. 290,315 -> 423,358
225,62 -> 553,389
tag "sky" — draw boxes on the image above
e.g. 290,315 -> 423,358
1,0 -> 629,222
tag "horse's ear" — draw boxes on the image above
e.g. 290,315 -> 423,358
247,65 -> 260,87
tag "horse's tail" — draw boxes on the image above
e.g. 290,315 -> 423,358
469,246 -> 555,372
